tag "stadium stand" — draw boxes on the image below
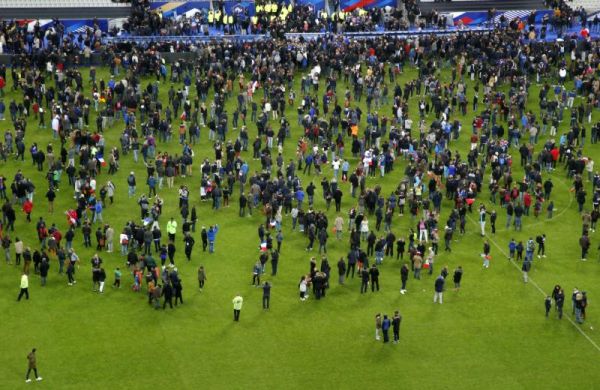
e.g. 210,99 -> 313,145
0,0 -> 131,19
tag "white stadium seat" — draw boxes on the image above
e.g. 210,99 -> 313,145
0,0 -> 130,7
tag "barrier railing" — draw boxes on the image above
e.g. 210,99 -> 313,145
103,26 -> 495,45
103,33 -> 268,44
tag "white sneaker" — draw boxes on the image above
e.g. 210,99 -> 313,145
543,255 -> 547,258
26,379 -> 32,383
36,377 -> 42,381
537,255 -> 541,258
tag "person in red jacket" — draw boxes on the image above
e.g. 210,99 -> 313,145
22,199 -> 33,222
523,192 -> 532,216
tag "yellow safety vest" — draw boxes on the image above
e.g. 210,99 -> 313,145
272,3 -> 278,13
265,3 -> 271,12
208,11 -> 214,23
251,16 -> 258,24
288,4 -> 292,12
222,13 -> 228,24
256,5 -> 263,13
228,15 -> 233,24
215,11 -> 221,21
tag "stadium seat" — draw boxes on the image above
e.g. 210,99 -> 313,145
570,0 -> 600,12
0,0 -> 130,7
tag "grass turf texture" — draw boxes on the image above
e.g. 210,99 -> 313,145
1,63 -> 600,389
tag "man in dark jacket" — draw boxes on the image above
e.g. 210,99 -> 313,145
400,263 -> 409,294
184,233 -> 195,261
434,274 -> 445,304
39,260 -> 49,286
337,257 -> 346,285
162,282 -> 174,309
360,267 -> 369,294
370,264 -> 380,292
346,249 -> 357,278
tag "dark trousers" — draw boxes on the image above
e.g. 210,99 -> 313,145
361,281 -> 368,293
198,279 -> 205,288
17,288 -> 29,301
163,297 -> 173,309
346,263 -> 355,278
371,279 -> 379,292
393,329 -> 400,342
383,329 -> 389,343
26,367 -> 38,380
263,296 -> 270,309
234,309 -> 240,321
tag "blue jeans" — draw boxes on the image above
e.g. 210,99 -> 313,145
209,241 -> 215,253
514,217 -> 521,231
128,185 -> 135,197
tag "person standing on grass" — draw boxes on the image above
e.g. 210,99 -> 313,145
262,281 -> 271,309
434,274 -> 445,304
337,257 -> 346,285
197,265 -> 206,290
575,291 -> 584,324
536,234 -> 546,258
400,263 -> 409,294
580,232 -> 590,261
545,296 -> 552,317
381,314 -> 391,343
252,261 -> 261,286
375,313 -> 382,340
174,280 -> 183,306
183,232 -> 195,261
166,217 -> 177,242
555,288 -> 565,319
17,273 -> 29,301
207,224 -> 219,253
233,294 -> 243,321
113,267 -> 121,288
25,348 -> 42,383
370,264 -> 380,292
98,268 -> 106,293
478,204 -> 487,236
522,259 -> 531,283
392,311 -> 402,343
360,266 -> 370,294
453,266 -> 463,291
162,282 -> 174,309
39,260 -> 49,286
413,251 -> 422,279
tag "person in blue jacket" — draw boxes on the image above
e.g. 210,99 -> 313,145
207,224 -> 219,253
434,274 -> 445,304
381,314 -> 391,343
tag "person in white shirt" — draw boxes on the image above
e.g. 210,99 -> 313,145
51,115 -> 60,139
332,158 -> 341,179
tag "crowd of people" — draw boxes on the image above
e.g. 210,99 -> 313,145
0,0 -> 598,341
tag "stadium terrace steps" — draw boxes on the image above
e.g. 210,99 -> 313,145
569,0 -> 600,12
418,0 -> 545,12
0,7 -> 131,19
0,0 -> 130,7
